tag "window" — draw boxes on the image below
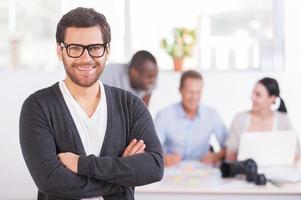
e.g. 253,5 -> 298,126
129,0 -> 284,71
0,0 -> 284,72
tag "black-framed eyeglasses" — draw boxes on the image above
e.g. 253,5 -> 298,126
59,42 -> 107,58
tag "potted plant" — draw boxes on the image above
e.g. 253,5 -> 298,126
160,27 -> 196,71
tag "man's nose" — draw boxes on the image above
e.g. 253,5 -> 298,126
192,94 -> 199,100
80,49 -> 93,61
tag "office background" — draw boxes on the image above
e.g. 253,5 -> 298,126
0,0 -> 301,199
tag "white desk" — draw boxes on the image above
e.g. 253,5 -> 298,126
136,161 -> 301,200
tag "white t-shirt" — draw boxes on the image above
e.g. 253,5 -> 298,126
59,80 -> 107,200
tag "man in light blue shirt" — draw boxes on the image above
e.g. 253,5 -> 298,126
155,70 -> 227,167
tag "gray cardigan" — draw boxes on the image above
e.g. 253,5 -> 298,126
19,83 -> 164,200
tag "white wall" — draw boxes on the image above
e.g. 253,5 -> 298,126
0,69 -> 64,199
284,0 -> 301,138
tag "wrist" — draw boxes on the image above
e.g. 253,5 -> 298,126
78,155 -> 93,177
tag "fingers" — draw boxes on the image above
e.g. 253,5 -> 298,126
58,152 -> 74,159
123,139 -> 146,157
58,152 -> 69,161
135,143 -> 146,154
122,139 -> 137,156
57,152 -> 79,173
164,155 -> 174,167
127,140 -> 144,155
174,154 -> 182,163
200,153 -> 215,164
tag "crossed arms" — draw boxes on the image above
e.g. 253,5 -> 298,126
19,94 -> 163,199
58,139 -> 146,175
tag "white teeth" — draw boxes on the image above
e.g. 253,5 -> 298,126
78,66 -> 93,71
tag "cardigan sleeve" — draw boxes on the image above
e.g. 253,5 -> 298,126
19,94 -> 125,199
77,95 -> 164,187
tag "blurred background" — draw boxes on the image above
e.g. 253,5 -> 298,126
0,0 -> 301,199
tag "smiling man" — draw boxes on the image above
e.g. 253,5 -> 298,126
155,70 -> 227,167
19,7 -> 163,200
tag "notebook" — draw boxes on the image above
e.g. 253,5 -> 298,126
237,131 -> 298,167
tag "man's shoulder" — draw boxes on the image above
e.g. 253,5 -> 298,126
21,83 -> 59,114
157,102 -> 180,116
24,83 -> 59,104
104,84 -> 148,116
104,84 -> 126,95
104,84 -> 141,102
200,104 -> 225,121
200,104 -> 218,114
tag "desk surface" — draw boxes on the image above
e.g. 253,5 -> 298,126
136,161 -> 301,197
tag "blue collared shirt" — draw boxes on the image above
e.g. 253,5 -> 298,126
155,102 -> 227,160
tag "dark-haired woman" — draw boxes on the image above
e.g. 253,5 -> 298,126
225,77 -> 298,161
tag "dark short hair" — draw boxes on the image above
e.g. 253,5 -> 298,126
180,70 -> 203,89
56,7 -> 111,45
129,50 -> 157,71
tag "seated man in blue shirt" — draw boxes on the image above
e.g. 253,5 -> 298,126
155,70 -> 227,167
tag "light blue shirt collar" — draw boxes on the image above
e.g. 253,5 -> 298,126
177,102 -> 202,120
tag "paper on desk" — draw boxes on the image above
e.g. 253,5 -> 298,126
163,161 -> 225,187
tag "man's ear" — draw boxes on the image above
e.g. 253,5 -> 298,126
56,44 -> 63,61
105,46 -> 110,61
129,67 -> 139,78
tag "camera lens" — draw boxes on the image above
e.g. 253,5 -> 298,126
220,159 -> 266,185
255,174 -> 267,185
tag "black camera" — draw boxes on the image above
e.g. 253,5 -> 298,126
220,159 -> 267,185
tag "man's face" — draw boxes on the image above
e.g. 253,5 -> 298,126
180,78 -> 203,113
130,60 -> 158,91
57,26 -> 109,87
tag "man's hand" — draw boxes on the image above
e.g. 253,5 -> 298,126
225,151 -> 237,161
200,152 -> 217,164
58,152 -> 79,173
164,153 -> 182,167
122,139 -> 146,157
201,149 -> 225,165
